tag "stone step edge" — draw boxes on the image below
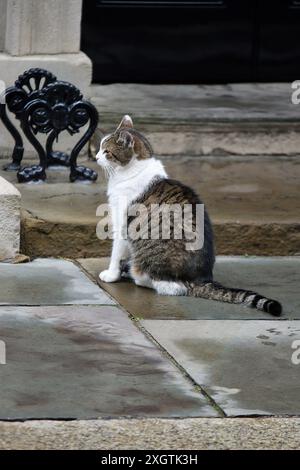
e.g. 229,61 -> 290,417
90,121 -> 300,157
2,121 -> 300,160
97,116 -> 300,129
20,213 -> 300,258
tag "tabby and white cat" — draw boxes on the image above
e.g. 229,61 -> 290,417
96,115 -> 282,316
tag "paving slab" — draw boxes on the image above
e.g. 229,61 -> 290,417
0,259 -> 114,306
0,305 -> 216,419
142,320 -> 300,417
77,257 -> 300,320
1,417 -> 300,450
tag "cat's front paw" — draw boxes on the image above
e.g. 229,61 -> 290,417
99,269 -> 120,283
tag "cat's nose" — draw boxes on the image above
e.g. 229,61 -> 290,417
96,151 -> 107,168
95,152 -> 102,163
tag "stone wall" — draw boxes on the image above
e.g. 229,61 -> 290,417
5,0 -> 82,55
0,0 -> 7,52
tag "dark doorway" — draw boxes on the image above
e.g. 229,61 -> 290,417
81,0 -> 300,83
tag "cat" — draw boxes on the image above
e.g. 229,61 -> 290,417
96,115 -> 282,316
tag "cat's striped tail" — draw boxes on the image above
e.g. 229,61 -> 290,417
186,281 -> 282,316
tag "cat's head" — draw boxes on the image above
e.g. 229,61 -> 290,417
96,115 -> 153,173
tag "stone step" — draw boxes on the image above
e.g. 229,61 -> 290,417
91,83 -> 300,156
1,154 -> 298,258
2,83 -> 298,163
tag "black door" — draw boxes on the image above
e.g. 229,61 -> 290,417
81,0 -> 300,83
258,0 -> 300,82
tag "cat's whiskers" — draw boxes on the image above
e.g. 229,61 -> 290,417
102,163 -> 115,180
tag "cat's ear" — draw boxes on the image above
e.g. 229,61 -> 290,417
117,130 -> 134,148
117,115 -> 133,130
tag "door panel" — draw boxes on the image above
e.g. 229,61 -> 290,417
81,0 -> 254,83
258,0 -> 300,81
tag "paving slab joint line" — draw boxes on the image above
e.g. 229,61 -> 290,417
72,259 -> 98,284
73,259 -> 120,306
73,260 -> 225,415
74,259 -> 297,417
137,323 -> 227,418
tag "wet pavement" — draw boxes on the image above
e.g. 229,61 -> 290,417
0,306 -> 213,419
78,256 -> 300,320
0,256 -> 300,424
142,320 -> 300,417
0,259 -> 114,306
78,255 -> 300,417
0,259 -> 216,419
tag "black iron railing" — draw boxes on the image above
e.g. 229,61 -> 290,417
0,68 -> 98,183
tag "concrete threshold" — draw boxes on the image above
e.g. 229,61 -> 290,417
0,417 -> 299,450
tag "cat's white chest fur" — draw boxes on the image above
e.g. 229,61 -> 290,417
107,157 -> 167,214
